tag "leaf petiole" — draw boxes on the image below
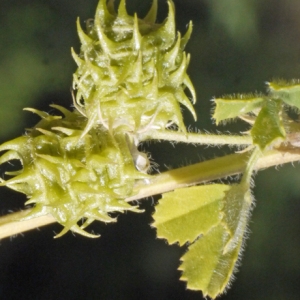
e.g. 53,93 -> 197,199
138,130 -> 253,146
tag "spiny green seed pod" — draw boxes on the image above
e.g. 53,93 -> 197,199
0,106 -> 147,237
72,0 -> 196,136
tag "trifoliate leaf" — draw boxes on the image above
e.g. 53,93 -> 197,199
152,184 -> 230,246
179,224 -> 241,299
268,80 -> 300,110
250,99 -> 285,150
212,94 -> 265,125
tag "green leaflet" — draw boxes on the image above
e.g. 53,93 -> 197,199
178,183 -> 251,299
213,87 -> 289,150
179,224 -> 241,299
268,80 -> 300,110
179,149 -> 259,298
250,99 -> 286,150
153,184 -> 230,246
212,94 -> 265,125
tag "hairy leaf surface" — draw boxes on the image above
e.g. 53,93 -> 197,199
222,184 -> 252,254
177,183 -> 251,298
213,95 -> 265,125
268,80 -> 300,110
179,224 -> 241,299
153,184 -> 229,245
153,178 -> 255,298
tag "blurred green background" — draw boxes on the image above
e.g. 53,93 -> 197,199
1,0 -> 300,299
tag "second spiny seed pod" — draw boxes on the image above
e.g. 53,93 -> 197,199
0,106 -> 146,237
72,0 -> 196,136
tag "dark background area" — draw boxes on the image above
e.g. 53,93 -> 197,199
1,0 -> 300,299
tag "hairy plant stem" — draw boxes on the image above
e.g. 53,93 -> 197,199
0,148 -> 299,240
138,130 -> 253,145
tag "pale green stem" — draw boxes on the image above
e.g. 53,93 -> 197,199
240,147 -> 262,185
138,130 -> 253,146
0,211 -> 55,239
1,149 -> 300,240
129,148 -> 300,200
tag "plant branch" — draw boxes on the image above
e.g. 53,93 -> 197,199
0,211 -> 55,239
1,148 -> 300,240
129,148 -> 300,200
